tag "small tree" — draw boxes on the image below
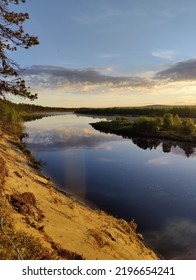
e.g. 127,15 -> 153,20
181,118 -> 195,135
154,117 -> 163,128
135,116 -> 161,133
163,113 -> 173,129
173,114 -> 182,130
0,0 -> 39,100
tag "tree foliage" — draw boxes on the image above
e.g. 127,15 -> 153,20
163,113 -> 173,129
0,0 -> 39,100
76,106 -> 196,119
181,118 -> 195,135
173,114 -> 182,128
133,116 -> 163,133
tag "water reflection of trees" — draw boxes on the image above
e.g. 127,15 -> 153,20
178,143 -> 195,157
132,138 -> 161,150
23,114 -> 56,122
131,137 -> 196,157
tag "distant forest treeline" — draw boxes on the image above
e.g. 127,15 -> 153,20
0,99 -> 74,113
75,106 -> 196,118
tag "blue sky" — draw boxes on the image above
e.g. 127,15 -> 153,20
10,0 -> 196,107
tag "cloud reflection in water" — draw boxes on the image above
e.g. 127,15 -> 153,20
25,126 -> 120,152
144,217 -> 196,259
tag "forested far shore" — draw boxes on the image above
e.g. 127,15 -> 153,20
0,99 -> 74,113
75,105 -> 196,118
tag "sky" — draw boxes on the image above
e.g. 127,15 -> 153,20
9,0 -> 196,107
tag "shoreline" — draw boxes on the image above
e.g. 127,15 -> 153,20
0,124 -> 159,260
91,121 -> 196,146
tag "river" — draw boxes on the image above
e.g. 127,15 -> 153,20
24,113 -> 196,260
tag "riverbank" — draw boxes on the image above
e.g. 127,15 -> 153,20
91,118 -> 196,145
0,122 -> 159,260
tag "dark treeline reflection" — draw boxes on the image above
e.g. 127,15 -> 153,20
23,113 -> 67,122
23,114 -> 48,122
131,137 -> 195,157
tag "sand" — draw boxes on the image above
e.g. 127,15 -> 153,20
0,130 -> 159,260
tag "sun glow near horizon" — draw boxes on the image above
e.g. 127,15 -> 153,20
14,78 -> 196,108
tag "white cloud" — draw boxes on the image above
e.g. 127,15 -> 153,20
99,53 -> 123,59
152,50 -> 176,60
72,8 -> 123,25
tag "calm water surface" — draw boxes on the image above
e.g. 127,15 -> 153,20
24,113 -> 196,259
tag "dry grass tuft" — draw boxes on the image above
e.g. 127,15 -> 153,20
87,229 -> 109,248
